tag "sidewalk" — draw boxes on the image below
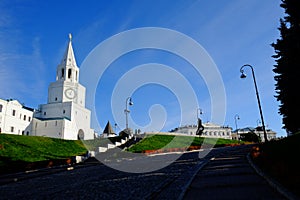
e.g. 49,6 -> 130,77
182,146 -> 293,200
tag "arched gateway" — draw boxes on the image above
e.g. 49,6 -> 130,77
78,129 -> 84,140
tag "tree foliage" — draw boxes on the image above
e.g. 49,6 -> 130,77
240,132 -> 261,143
272,0 -> 300,134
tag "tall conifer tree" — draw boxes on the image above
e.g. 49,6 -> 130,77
272,0 -> 300,134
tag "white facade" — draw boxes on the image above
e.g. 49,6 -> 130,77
0,99 -> 34,135
172,122 -> 233,139
26,34 -> 94,140
232,127 -> 277,142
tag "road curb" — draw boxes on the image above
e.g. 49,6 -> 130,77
247,153 -> 298,200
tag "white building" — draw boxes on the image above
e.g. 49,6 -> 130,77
25,34 -> 94,140
232,127 -> 277,142
0,99 -> 34,135
172,122 -> 233,139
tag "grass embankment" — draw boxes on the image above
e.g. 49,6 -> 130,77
128,134 -> 242,153
0,133 -> 243,174
0,134 -> 88,173
0,134 -> 131,174
251,133 -> 300,198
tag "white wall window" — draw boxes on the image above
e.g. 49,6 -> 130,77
11,126 -> 14,132
23,115 -> 26,121
0,104 -> 2,112
12,110 -> 16,116
28,117 -> 31,122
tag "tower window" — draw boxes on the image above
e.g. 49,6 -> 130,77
55,97 -> 57,101
12,110 -> 16,116
61,68 -> 64,79
44,112 -> 46,116
23,115 -> 26,121
0,104 -> 2,112
11,126 -> 14,132
28,117 -> 31,122
68,69 -> 72,79
76,71 -> 78,81
63,110 -> 66,114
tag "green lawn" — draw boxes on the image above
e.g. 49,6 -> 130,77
0,134 -> 87,165
0,133 -> 243,174
128,134 -> 242,153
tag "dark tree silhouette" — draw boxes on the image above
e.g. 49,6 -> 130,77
272,0 -> 300,134
240,132 -> 261,143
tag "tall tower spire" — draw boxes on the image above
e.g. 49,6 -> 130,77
56,33 -> 79,83
62,33 -> 77,69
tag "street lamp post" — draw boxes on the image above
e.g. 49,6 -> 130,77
240,64 -> 268,142
234,114 -> 240,131
234,114 -> 240,140
256,119 -> 261,127
114,123 -> 118,133
124,97 -> 133,130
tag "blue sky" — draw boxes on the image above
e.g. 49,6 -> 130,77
0,0 -> 286,136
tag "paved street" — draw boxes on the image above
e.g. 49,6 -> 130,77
0,149 -> 206,199
183,145 -> 288,200
0,145 -> 289,200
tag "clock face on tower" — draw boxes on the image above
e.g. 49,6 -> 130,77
64,88 -> 77,99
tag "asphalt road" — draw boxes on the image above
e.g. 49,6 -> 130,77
0,145 -> 289,200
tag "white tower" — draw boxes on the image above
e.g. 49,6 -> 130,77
28,34 -> 94,140
48,34 -> 85,106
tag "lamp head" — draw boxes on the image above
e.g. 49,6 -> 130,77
240,72 -> 247,79
129,98 -> 133,106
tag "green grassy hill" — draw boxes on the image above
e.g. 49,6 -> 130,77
0,133 -> 243,174
0,134 -> 87,170
128,134 -> 242,153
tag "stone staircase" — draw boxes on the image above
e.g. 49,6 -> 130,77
82,134 -> 144,163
